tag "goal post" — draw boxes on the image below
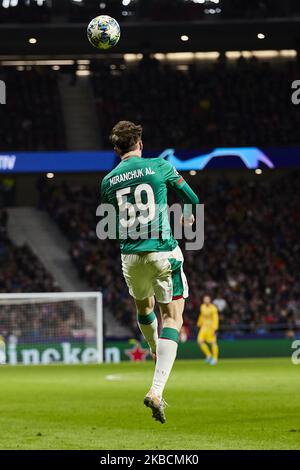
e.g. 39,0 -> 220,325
0,292 -> 103,366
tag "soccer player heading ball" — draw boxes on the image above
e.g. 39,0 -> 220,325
101,121 -> 199,423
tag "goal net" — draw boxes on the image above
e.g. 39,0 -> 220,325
0,292 -> 103,366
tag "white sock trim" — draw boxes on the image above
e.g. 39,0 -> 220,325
151,338 -> 178,397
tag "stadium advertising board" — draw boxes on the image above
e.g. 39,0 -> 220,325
1,339 -> 294,365
0,148 -> 300,173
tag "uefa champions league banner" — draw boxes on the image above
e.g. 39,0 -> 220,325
1,148 -> 300,173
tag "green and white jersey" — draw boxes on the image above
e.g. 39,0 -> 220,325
101,156 -> 198,254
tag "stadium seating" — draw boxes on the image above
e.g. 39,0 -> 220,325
0,68 -> 65,151
92,58 -> 300,149
0,58 -> 299,152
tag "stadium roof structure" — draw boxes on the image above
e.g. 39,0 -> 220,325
0,15 -> 300,55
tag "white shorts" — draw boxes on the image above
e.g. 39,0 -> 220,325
121,245 -> 189,304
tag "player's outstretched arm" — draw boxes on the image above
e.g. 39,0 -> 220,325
174,178 -> 199,206
161,159 -> 199,223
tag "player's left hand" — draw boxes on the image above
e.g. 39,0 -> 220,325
180,214 -> 195,227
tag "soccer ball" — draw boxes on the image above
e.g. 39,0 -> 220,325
87,15 -> 120,50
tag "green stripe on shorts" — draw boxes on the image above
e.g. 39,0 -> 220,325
168,258 -> 184,298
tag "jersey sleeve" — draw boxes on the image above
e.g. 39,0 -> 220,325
161,159 -> 199,216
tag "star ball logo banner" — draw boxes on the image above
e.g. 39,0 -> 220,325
1,340 -> 151,365
1,148 -> 300,173
125,342 -> 149,361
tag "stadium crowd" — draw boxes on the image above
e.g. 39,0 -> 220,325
0,58 -> 298,152
93,57 -> 300,149
38,170 -> 300,339
0,208 -> 58,294
0,300 -> 85,342
0,68 -> 65,151
0,203 -> 85,340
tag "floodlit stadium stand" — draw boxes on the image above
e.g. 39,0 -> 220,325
0,68 -> 65,151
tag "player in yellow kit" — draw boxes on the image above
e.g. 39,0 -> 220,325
197,295 -> 219,365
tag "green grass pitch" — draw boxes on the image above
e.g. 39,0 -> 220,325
1,358 -> 299,450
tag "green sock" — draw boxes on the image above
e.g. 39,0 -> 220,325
137,311 -> 158,353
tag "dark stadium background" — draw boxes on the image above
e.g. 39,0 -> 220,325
0,0 -> 300,362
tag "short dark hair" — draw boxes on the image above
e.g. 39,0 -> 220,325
110,121 -> 143,155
